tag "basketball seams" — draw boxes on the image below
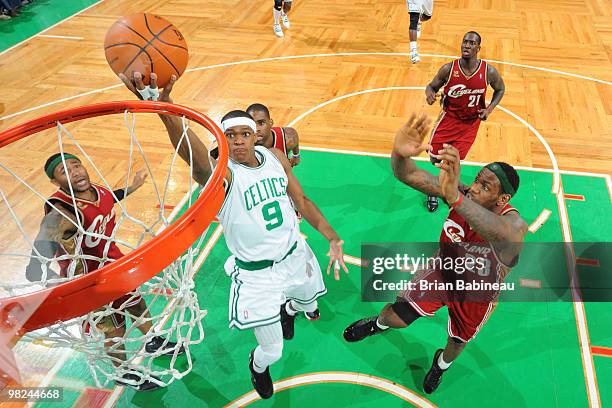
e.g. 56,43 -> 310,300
114,20 -> 183,77
143,13 -> 188,51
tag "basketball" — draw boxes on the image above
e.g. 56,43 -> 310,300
104,13 -> 188,88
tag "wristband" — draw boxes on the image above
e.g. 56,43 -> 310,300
448,192 -> 463,208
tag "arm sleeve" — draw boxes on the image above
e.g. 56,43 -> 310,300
25,240 -> 61,282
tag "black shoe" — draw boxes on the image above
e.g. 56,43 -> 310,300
249,350 -> 274,399
115,373 -> 161,392
145,336 -> 185,355
343,316 -> 386,342
426,195 -> 439,212
280,301 -> 295,340
423,349 -> 447,394
304,309 -> 320,321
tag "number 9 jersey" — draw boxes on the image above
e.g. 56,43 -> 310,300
218,146 -> 300,263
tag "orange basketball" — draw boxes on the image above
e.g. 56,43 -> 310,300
104,13 -> 188,88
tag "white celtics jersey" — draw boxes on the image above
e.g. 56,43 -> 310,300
218,146 -> 299,262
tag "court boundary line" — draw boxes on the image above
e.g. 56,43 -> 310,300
225,371 -> 437,408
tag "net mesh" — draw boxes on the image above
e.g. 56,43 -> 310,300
0,107 -> 219,388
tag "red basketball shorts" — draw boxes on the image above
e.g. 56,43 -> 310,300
398,268 -> 496,342
429,111 -> 482,160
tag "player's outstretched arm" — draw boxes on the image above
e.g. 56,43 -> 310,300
425,62 -> 452,105
391,114 -> 444,197
25,206 -> 78,282
283,127 -> 301,166
269,148 -> 348,280
479,65 -> 505,120
436,144 -> 528,257
119,72 -> 219,186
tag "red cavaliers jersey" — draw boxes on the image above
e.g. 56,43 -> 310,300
45,184 -> 124,275
442,59 -> 488,121
271,127 -> 288,156
439,203 -> 518,300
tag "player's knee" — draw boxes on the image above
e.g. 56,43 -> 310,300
261,341 -> 283,365
389,300 -> 421,327
274,0 -> 282,11
450,336 -> 465,345
283,0 -> 292,11
409,12 -> 420,30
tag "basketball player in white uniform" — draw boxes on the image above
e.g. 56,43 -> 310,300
120,72 -> 348,400
406,0 -> 434,63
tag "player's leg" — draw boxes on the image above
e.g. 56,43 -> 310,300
273,0 -> 284,37
423,336 -> 466,394
280,239 -> 327,339
423,301 -> 494,393
425,112 -> 455,212
406,0 -> 422,63
249,322 -> 284,399
281,0 -> 292,29
417,0 -> 433,37
344,268 -> 443,341
97,316 -> 161,391
122,296 -> 185,355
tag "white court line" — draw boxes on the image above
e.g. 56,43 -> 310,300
226,372 -> 437,408
287,87 -> 560,194
37,35 -> 84,40
0,0 -> 104,57
528,209 -> 552,233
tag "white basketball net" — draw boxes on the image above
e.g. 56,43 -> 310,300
0,109 -> 218,388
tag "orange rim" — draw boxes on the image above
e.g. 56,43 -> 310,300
0,101 -> 228,334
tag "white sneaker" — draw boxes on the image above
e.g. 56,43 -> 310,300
281,12 -> 290,29
273,23 -> 284,37
417,21 -> 422,38
410,50 -> 420,64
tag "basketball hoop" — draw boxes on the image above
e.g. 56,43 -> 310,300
0,101 -> 227,387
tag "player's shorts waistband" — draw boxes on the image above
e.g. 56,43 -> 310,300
235,241 -> 298,271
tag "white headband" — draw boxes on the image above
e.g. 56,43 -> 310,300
221,117 -> 257,133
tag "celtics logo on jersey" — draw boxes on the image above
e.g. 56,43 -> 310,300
244,177 -> 288,231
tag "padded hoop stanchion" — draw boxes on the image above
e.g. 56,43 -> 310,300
0,101 -> 228,334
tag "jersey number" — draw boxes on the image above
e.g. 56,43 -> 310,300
262,201 -> 284,231
468,95 -> 481,107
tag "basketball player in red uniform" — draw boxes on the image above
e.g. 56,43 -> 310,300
246,103 -> 301,167
424,31 -> 505,212
344,114 -> 527,394
25,153 -> 184,391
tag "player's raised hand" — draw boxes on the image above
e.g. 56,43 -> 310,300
327,239 -> 349,281
393,113 -> 432,158
434,143 -> 461,202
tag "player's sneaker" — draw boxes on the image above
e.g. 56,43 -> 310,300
423,349 -> 447,394
417,21 -> 422,38
426,195 -> 439,212
115,373 -> 161,392
343,316 -> 387,342
249,350 -> 274,399
145,336 -> 185,355
410,50 -> 421,64
304,309 -> 320,321
281,12 -> 290,29
273,23 -> 284,38
280,301 -> 295,340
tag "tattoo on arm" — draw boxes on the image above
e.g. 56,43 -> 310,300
455,199 -> 527,242
391,155 -> 442,197
283,127 -> 299,152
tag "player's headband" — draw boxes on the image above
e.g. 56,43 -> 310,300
45,153 -> 80,179
221,117 -> 256,134
485,163 -> 515,196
